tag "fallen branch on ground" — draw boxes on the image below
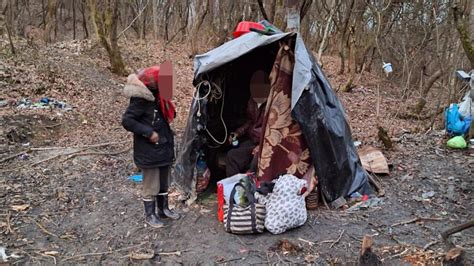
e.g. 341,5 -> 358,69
30,149 -> 87,167
330,229 -> 345,248
441,219 -> 474,248
0,144 -> 127,172
159,250 -> 184,256
217,257 -> 244,264
390,235 -> 407,246
35,251 -> 57,265
42,123 -> 63,129
6,211 -> 14,235
391,216 -> 444,227
61,242 -> 146,262
423,240 -> 439,251
28,217 -> 58,238
31,141 -> 129,151
298,238 -> 315,246
0,149 -> 30,164
61,147 -> 131,162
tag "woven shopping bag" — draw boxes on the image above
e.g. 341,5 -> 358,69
223,183 -> 265,234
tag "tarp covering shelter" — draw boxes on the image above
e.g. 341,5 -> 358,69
174,22 -> 372,206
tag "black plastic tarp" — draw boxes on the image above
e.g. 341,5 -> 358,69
292,52 -> 373,203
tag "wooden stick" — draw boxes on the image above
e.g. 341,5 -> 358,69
0,149 -> 30,164
320,190 -> 330,210
30,154 -> 63,167
35,252 -> 57,265
28,217 -> 58,238
158,251 -> 183,256
61,148 -> 131,162
31,141 -> 129,151
390,235 -> 407,246
6,211 -> 14,235
330,229 -> 345,248
26,148 -> 87,168
298,238 -> 315,246
217,257 -> 244,264
441,219 -> 474,248
391,216 -> 444,227
61,242 -> 146,262
423,240 -> 439,251
43,123 -> 63,129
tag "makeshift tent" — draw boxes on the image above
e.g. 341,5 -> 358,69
174,22 -> 373,206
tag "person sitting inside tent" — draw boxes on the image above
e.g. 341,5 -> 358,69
225,70 -> 270,176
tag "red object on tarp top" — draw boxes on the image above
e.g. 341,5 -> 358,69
233,21 -> 265,38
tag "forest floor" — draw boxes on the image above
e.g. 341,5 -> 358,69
0,39 -> 473,265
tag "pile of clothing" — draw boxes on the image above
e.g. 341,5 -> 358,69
14,97 -> 72,110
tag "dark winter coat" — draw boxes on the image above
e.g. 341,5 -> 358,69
122,74 -> 174,168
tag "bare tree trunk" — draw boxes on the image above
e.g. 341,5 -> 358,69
338,0 -> 355,75
453,2 -> 474,69
317,4 -> 334,63
190,0 -> 210,56
80,1 -> 89,39
269,0 -> 277,23
163,0 -> 172,41
413,69 -> 443,115
54,2 -> 58,41
257,0 -> 269,21
88,0 -> 127,76
109,0 -> 125,74
273,0 -> 285,29
72,0 -> 76,39
299,0 -> 313,22
152,0 -> 157,39
6,0 -> 16,54
44,0 -> 57,44
42,0 -> 46,28
142,4 -> 147,40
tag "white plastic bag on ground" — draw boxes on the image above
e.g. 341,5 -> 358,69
262,174 -> 308,234
217,174 -> 247,205
458,91 -> 473,118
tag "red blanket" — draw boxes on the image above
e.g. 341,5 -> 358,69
256,45 -> 312,182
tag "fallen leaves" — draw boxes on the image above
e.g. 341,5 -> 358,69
269,239 -> 302,255
304,254 -> 318,263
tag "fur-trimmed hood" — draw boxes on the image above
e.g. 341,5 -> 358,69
123,74 -> 155,101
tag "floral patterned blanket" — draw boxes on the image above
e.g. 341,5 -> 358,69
256,44 -> 312,182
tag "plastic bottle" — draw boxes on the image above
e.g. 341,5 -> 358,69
231,135 -> 239,148
196,152 -> 206,173
196,151 -> 210,193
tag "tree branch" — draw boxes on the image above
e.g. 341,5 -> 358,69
117,0 -> 149,39
257,0 -> 269,21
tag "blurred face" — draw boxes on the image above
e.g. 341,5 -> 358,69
249,70 -> 271,104
158,61 -> 175,100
